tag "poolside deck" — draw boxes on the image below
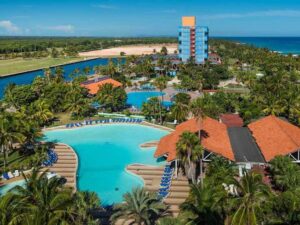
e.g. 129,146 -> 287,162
126,164 -> 189,217
45,144 -> 78,190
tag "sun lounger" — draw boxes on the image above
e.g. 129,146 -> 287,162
160,182 -> 170,187
47,172 -> 57,179
66,124 -> 70,128
13,170 -> 20,177
7,172 -> 14,179
2,172 -> 10,180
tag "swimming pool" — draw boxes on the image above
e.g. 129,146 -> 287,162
43,124 -> 168,205
0,180 -> 25,195
127,91 -> 172,109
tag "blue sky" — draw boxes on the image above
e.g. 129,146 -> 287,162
1,0 -> 300,36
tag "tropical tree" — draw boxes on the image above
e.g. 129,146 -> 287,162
153,76 -> 168,124
28,100 -> 53,126
71,191 -> 101,225
160,46 -> 168,55
205,156 -> 237,186
96,83 -> 127,112
0,192 -> 25,225
181,184 -> 225,225
230,170 -> 271,225
141,97 -> 161,122
111,187 -> 168,225
0,114 -> 25,170
64,92 -> 90,119
269,156 -> 300,191
176,131 -> 203,184
171,102 -> 189,123
13,168 -> 76,225
190,98 -> 206,185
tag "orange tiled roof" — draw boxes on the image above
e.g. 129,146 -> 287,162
248,115 -> 300,162
220,113 -> 244,127
81,78 -> 122,95
155,117 -> 235,162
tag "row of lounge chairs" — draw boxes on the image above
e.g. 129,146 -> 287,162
158,165 -> 174,199
65,118 -> 143,128
1,170 -> 20,180
42,149 -> 58,167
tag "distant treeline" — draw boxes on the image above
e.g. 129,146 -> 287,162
0,37 -> 177,59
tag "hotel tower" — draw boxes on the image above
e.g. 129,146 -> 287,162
178,16 -> 209,63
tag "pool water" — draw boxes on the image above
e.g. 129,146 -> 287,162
127,91 -> 172,109
0,180 -> 25,195
43,124 -> 168,205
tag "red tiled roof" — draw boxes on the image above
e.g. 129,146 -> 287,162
248,115 -> 300,162
220,114 -> 244,127
81,78 -> 122,95
155,117 -> 235,162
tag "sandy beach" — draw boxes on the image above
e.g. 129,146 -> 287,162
79,44 -> 178,57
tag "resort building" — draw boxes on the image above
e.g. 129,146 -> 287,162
155,115 -> 300,174
178,16 -> 209,64
81,76 -> 122,95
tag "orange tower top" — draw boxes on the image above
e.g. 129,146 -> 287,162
182,16 -> 196,27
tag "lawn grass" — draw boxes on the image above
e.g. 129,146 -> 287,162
0,57 -> 84,76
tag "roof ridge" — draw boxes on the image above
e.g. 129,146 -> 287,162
272,116 -> 300,148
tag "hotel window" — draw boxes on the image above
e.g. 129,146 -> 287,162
179,32 -> 182,36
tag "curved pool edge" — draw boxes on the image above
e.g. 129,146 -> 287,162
43,122 -> 173,201
50,143 -> 78,192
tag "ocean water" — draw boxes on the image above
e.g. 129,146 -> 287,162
43,124 -> 169,205
220,37 -> 300,54
0,57 -> 122,98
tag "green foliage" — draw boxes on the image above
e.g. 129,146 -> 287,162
111,187 -> 168,225
173,93 -> 191,105
205,156 -> 237,186
176,131 -> 203,183
269,156 -> 300,191
0,168 -> 101,225
96,83 -> 127,112
181,184 -> 226,225
142,97 -> 162,121
0,36 -> 176,59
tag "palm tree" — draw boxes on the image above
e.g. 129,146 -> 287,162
64,92 -> 88,119
153,76 -> 168,124
176,131 -> 203,184
171,102 -> 189,123
111,187 -> 168,225
269,156 -> 300,191
3,83 -> 18,109
71,191 -> 101,224
29,100 -> 53,126
0,115 -> 25,170
190,98 -> 206,186
14,168 -> 76,225
0,192 -> 25,225
181,184 -> 225,225
230,170 -> 271,225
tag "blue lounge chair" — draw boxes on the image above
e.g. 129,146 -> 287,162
160,182 -> 170,187
2,172 -> 10,180
66,124 -> 70,128
161,177 -> 171,182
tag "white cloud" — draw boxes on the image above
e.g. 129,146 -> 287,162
206,10 -> 300,20
0,20 -> 20,33
45,25 -> 75,33
92,4 -> 117,9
